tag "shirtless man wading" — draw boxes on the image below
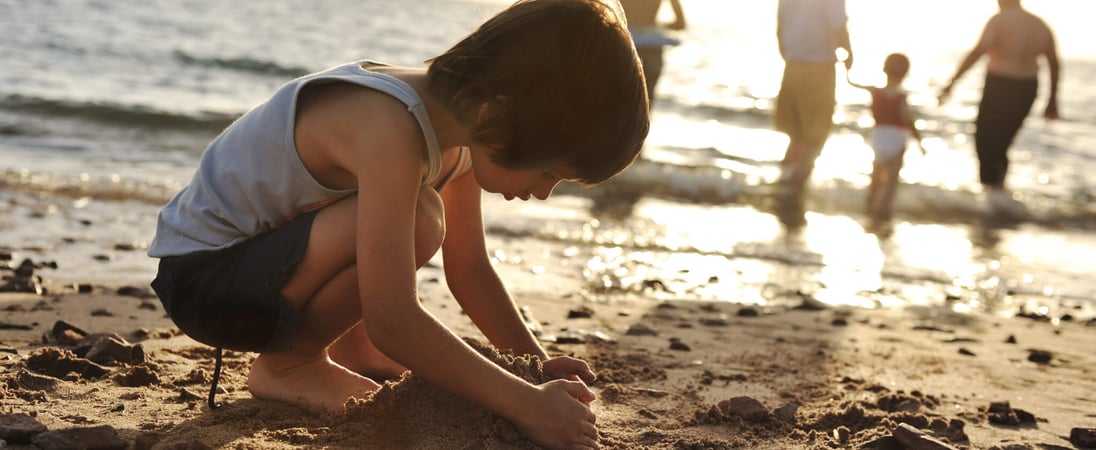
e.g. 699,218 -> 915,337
939,0 -> 1060,194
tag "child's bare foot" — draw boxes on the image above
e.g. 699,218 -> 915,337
247,352 -> 381,414
328,323 -> 409,381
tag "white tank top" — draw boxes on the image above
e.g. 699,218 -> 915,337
149,60 -> 464,257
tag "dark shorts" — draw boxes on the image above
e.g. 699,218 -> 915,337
150,210 -> 319,352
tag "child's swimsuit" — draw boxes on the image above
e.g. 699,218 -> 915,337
149,60 -> 467,259
869,87 -> 909,162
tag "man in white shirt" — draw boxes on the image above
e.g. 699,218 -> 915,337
772,0 -> 853,195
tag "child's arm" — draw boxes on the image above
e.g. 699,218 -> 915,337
845,70 -> 872,91
439,171 -> 596,382
900,95 -> 927,155
351,119 -> 596,449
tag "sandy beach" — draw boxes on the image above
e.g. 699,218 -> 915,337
2,244 -> 1094,450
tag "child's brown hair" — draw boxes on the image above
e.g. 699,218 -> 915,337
427,0 -> 649,184
883,53 -> 910,80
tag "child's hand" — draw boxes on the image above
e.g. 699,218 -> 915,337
543,356 -> 597,387
513,380 -> 599,449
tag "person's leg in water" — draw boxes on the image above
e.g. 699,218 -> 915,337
247,187 -> 444,413
780,138 -> 825,193
868,154 -> 903,221
974,75 -> 1037,192
775,62 -> 835,195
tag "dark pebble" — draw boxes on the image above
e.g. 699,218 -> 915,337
1070,428 -> 1096,448
0,413 -> 48,444
1027,349 -> 1052,364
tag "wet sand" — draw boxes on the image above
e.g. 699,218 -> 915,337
1,251 -> 1095,449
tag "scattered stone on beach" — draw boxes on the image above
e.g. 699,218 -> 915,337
698,370 -> 747,386
566,306 -> 594,319
49,320 -> 89,345
116,285 -> 153,298
31,425 -> 127,450
958,347 -> 976,356
1071,428 -> 1096,448
831,317 -> 849,326
773,403 -> 799,422
1016,308 -> 1051,322
984,401 -> 1038,427
1005,334 -> 1017,344
74,333 -> 145,365
91,308 -> 114,317
0,259 -> 49,295
892,423 -> 960,450
0,321 -> 34,330
625,323 -> 658,336
1026,349 -> 1053,364
736,306 -> 760,317
699,315 -> 729,327
0,413 -> 48,444
668,338 -> 690,352
717,396 -> 770,422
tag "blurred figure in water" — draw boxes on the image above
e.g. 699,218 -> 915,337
938,0 -> 1060,206
847,53 -> 927,223
772,0 -> 853,196
620,0 -> 686,106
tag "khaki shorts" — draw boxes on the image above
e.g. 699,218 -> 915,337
773,61 -> 837,144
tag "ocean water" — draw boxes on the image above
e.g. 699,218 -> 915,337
1,0 -> 1093,321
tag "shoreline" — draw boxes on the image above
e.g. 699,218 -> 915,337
2,251 -> 1095,449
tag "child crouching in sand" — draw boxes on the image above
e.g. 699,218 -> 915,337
848,53 -> 926,221
147,0 -> 649,448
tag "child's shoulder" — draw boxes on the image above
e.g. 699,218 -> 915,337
873,86 -> 908,98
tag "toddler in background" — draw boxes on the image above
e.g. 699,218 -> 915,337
848,53 -> 926,221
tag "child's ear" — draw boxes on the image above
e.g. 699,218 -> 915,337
476,95 -> 510,125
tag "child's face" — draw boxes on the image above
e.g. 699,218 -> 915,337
470,146 -> 574,201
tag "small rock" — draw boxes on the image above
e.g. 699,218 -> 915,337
1026,349 -> 1052,364
0,413 -> 48,443
1070,427 -> 1096,449
699,315 -> 729,327
669,340 -> 690,351
736,307 -> 760,317
625,324 -> 658,336
116,286 -> 150,298
958,348 -> 976,356
567,306 -> 594,319
892,423 -> 959,450
773,402 -> 799,422
717,396 -> 769,421
50,321 -> 88,345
